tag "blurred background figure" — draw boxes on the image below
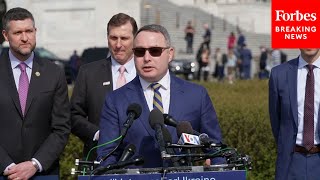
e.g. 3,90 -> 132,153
200,47 -> 211,81
238,43 -> 252,79
69,50 -> 81,82
270,48 -> 281,69
227,32 -> 236,51
236,31 -> 246,53
196,42 -> 205,81
213,47 -> 225,82
258,46 -> 269,79
184,20 -> 195,54
202,23 -> 211,49
226,48 -> 237,84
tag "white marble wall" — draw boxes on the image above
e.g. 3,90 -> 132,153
4,0 -> 269,58
5,0 -> 141,59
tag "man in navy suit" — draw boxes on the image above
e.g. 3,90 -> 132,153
97,24 -> 223,168
269,49 -> 320,180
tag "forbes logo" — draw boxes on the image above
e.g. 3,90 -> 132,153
275,10 -> 317,21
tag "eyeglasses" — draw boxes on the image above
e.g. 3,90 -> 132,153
132,47 -> 170,57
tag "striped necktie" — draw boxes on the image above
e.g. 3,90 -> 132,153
150,83 -> 163,113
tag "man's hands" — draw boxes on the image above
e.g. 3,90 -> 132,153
4,161 -> 37,180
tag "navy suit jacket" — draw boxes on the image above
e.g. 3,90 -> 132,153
97,74 -> 223,168
269,57 -> 320,180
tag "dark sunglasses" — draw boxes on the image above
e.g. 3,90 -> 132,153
132,47 -> 170,57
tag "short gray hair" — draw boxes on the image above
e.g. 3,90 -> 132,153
135,24 -> 171,46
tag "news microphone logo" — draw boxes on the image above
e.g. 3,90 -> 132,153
178,133 -> 200,145
271,0 -> 320,48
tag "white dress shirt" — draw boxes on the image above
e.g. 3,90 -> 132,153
296,55 -> 320,145
111,56 -> 136,90
139,70 -> 171,113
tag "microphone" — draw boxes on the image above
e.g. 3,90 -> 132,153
163,114 -> 177,127
176,121 -> 200,146
120,103 -> 142,136
118,144 -> 136,162
199,133 -> 226,148
75,159 -> 100,166
93,156 -> 144,175
176,121 -> 199,166
100,104 -> 141,162
149,109 -> 169,159
162,127 -> 180,166
164,116 -> 225,148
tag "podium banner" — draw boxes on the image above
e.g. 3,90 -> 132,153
79,170 -> 246,180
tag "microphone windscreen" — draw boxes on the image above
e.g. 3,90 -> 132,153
162,127 -> 172,144
176,121 -> 193,137
132,156 -> 145,166
126,144 -> 136,153
149,109 -> 164,129
163,114 -> 177,127
127,103 -> 142,119
119,144 -> 136,162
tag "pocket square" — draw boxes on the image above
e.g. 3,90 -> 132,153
103,81 -> 110,86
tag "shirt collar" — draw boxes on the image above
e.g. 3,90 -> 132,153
9,49 -> 34,70
298,53 -> 320,69
139,70 -> 170,91
111,56 -> 135,74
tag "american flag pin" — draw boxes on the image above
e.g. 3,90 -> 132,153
103,81 -> 110,86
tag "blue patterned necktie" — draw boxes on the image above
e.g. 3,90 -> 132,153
150,83 -> 163,113
303,64 -> 315,150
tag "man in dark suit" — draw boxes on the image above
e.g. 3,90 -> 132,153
0,7 -> 70,179
70,13 -> 137,161
97,24 -> 223,168
269,49 -> 320,180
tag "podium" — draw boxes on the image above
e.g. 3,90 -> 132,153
0,175 -> 58,180
78,166 -> 246,180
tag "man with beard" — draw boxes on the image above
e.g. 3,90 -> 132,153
0,7 -> 70,179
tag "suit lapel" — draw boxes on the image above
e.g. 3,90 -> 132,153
25,57 -> 43,116
100,57 -> 113,91
126,77 -> 154,136
288,58 -> 299,127
1,51 -> 23,117
168,75 -> 184,135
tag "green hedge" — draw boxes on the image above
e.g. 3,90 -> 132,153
60,79 -> 276,180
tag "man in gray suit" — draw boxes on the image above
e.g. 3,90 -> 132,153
0,7 -> 70,179
70,13 -> 138,161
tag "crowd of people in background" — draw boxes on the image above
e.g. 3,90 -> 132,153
65,20 -> 288,85
183,20 -> 288,84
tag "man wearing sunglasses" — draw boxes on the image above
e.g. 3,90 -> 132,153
98,24 -> 224,168
70,13 -> 137,161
